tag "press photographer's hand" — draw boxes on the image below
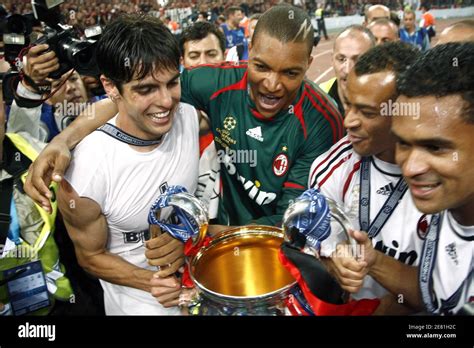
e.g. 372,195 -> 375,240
24,44 -> 59,86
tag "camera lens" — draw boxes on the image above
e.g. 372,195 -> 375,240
61,38 -> 99,76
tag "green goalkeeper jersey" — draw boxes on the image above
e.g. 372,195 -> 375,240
181,62 -> 344,226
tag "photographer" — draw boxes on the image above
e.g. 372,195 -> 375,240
7,44 -> 91,142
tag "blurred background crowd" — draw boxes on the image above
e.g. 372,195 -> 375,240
1,0 -> 472,36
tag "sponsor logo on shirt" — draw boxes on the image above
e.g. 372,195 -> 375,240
123,230 -> 148,244
246,126 -> 264,142
222,153 -> 277,206
374,239 -> 418,265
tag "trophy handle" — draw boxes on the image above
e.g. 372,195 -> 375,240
282,196 -> 357,251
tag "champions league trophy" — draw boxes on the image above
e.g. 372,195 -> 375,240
148,186 -> 355,315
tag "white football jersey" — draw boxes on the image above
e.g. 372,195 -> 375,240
64,102 -> 199,315
421,211 -> 474,315
309,136 -> 425,300
195,139 -> 220,219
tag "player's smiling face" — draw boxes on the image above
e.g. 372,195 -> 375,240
393,94 -> 474,222
113,67 -> 181,141
344,70 -> 397,163
247,34 -> 312,119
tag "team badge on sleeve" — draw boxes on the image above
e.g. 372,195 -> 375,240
223,116 -> 237,131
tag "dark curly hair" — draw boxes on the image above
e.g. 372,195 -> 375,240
354,41 -> 420,77
397,42 -> 474,123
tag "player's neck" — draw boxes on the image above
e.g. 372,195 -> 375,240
450,199 -> 474,226
374,149 -> 396,164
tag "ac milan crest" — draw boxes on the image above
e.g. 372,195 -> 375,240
417,214 -> 429,240
273,153 -> 289,177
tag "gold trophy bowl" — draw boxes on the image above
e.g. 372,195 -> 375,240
187,225 -> 297,315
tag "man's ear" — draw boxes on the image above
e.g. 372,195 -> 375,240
307,54 -> 314,68
100,75 -> 119,100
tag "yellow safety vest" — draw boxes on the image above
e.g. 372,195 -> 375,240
319,77 -> 337,94
316,8 -> 323,19
0,133 -> 73,314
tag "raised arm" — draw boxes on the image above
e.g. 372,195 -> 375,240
24,98 -> 118,212
58,179 -> 181,307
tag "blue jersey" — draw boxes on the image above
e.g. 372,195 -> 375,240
220,23 -> 245,49
399,27 -> 430,51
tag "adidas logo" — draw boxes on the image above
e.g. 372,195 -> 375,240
246,126 -> 264,142
376,183 -> 395,196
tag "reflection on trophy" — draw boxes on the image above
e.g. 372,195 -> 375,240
186,225 -> 296,315
282,189 -> 357,259
148,186 -> 357,315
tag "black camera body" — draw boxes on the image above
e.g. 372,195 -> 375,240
2,14 -> 36,69
34,25 -> 99,79
31,0 -> 100,79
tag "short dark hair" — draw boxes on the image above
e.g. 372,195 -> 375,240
397,42 -> 474,123
252,4 -> 314,56
355,42 -> 420,77
390,11 -> 401,27
335,25 -> 377,46
96,14 -> 180,93
179,22 -> 225,57
367,18 -> 400,37
368,18 -> 398,27
225,6 -> 242,18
